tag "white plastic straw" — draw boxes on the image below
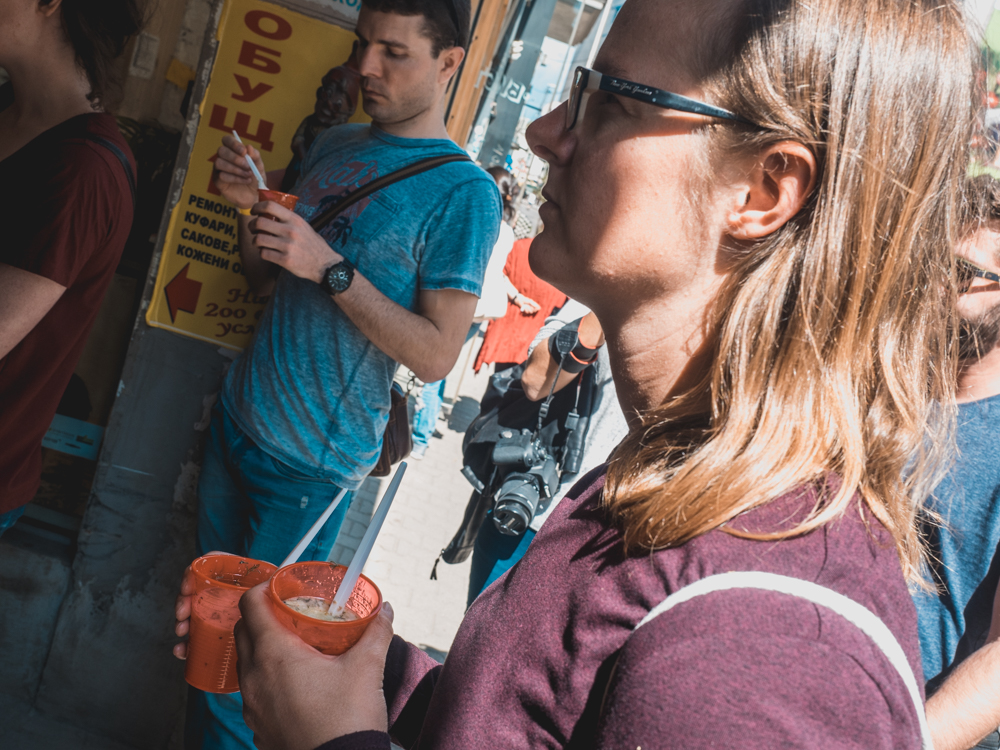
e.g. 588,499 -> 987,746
330,462 -> 407,614
279,488 -> 348,568
231,130 -> 267,190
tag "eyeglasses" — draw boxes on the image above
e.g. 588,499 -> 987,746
566,66 -> 758,131
957,257 -> 1000,292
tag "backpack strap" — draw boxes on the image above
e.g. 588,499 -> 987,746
631,571 -> 933,750
81,133 -> 137,209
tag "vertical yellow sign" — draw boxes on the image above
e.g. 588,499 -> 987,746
147,0 -> 367,349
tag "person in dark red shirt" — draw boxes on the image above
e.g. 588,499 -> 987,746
178,0 -> 972,746
0,0 -> 142,533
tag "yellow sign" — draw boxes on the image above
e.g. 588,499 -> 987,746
147,0 -> 368,349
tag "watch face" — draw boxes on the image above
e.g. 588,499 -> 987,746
324,261 -> 354,294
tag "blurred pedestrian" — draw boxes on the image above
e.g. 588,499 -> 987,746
915,176 -> 1000,750
0,0 -> 141,535
465,300 -> 627,603
472,235 -> 567,373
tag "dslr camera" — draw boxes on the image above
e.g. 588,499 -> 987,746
489,428 -> 559,536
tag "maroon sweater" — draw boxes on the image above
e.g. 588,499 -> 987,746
319,469 -> 924,749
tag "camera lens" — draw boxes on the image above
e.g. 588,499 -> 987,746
492,473 -> 543,536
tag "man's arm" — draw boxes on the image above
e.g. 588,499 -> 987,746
0,263 -> 66,359
926,641 -> 1000,750
926,579 -> 1000,750
522,310 -> 605,401
249,202 -> 479,382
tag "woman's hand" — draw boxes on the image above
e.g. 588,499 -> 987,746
234,583 -> 395,750
249,203 -> 342,285
514,293 -> 541,315
212,135 -> 267,209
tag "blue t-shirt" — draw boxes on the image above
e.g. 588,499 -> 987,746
913,393 -> 1000,690
223,124 -> 501,489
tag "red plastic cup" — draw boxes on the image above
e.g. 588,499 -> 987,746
268,562 -> 382,655
185,554 -> 277,693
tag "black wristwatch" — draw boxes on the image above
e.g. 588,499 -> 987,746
319,258 -> 355,296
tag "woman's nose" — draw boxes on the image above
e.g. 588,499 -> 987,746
527,102 -> 574,167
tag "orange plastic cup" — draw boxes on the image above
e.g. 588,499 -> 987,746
257,189 -> 299,216
254,189 -> 299,238
185,554 -> 277,694
268,562 -> 382,655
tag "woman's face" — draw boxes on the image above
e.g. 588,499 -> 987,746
526,0 -> 740,316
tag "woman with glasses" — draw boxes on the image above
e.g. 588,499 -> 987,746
227,0 -> 974,747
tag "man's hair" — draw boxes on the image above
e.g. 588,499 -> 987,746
958,175 -> 1000,360
486,166 -> 514,222
361,0 -> 470,55
965,174 -> 1000,226
605,0 -> 977,585
44,0 -> 146,108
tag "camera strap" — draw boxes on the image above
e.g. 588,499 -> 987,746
537,343 -> 586,453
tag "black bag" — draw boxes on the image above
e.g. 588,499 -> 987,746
432,362 -> 596,570
306,153 -> 471,478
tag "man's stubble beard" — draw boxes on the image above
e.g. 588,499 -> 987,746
959,301 -> 1000,360
361,84 -> 436,129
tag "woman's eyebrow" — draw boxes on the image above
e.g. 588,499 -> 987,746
595,60 -> 634,80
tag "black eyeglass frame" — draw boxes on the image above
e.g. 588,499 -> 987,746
958,256 -> 1000,290
567,66 -> 758,131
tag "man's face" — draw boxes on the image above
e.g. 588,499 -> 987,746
524,0 -> 740,312
958,221 -> 1000,359
354,8 -> 446,125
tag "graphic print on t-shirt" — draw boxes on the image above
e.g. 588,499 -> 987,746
295,159 -> 380,248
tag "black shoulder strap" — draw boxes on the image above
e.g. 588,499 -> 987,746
82,132 -> 137,209
308,152 -> 471,233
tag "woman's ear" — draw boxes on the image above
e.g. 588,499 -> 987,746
38,0 -> 64,18
726,142 -> 817,240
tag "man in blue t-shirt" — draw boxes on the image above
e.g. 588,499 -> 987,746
187,1 -> 500,747
914,178 -> 1000,750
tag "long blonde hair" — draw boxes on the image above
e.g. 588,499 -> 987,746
605,0 -> 976,582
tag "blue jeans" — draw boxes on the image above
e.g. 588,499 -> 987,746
412,379 -> 446,448
0,505 -> 26,537
467,511 -> 536,607
187,402 -> 353,750
975,731 -> 1000,749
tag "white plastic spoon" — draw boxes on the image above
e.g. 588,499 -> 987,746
231,130 -> 267,190
328,462 -> 407,616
